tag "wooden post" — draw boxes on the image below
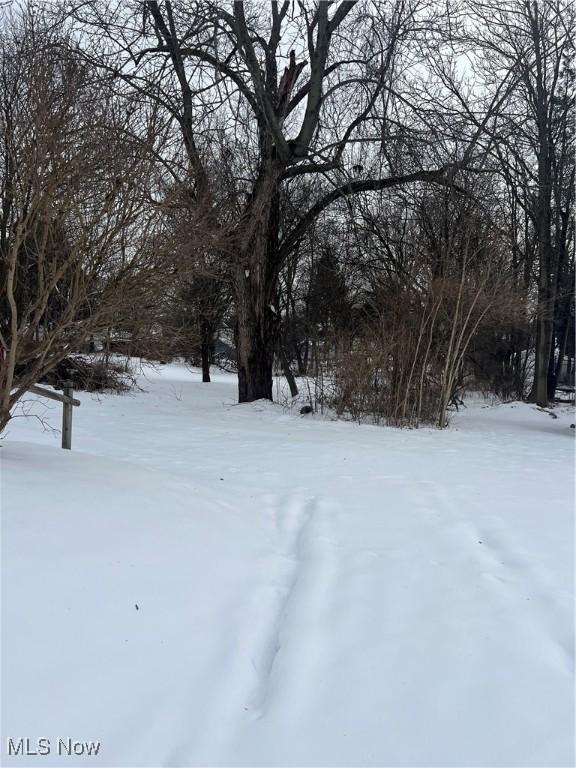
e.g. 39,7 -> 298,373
62,381 -> 73,450
13,384 -> 80,449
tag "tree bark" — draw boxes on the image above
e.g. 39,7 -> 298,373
528,99 -> 555,407
529,258 -> 554,407
235,172 -> 280,402
236,281 -> 275,401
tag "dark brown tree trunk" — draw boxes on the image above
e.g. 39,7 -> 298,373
529,254 -> 555,407
528,111 -> 555,407
236,287 -> 275,401
0,404 -> 11,433
547,333 -> 557,400
235,172 -> 280,403
200,319 -> 213,383
295,344 -> 305,376
301,339 -> 309,375
279,342 -> 298,397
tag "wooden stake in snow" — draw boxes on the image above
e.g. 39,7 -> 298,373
27,382 -> 80,449
62,381 -> 73,450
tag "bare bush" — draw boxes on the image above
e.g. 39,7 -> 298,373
40,355 -> 133,393
307,186 -> 526,427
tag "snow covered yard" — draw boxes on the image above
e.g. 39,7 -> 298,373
1,362 -> 574,767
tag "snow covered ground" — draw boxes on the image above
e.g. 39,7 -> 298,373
2,362 -> 574,767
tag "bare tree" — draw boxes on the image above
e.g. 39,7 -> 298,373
0,6 -> 165,431
69,0 -> 502,403
450,0 -> 575,406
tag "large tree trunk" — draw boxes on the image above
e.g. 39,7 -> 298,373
528,112 -> 555,408
530,254 -> 555,407
235,283 -> 275,401
235,172 -> 280,403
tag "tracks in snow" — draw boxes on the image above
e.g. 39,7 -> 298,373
416,480 -> 574,674
191,492 -> 338,761
243,494 -> 317,717
243,492 -> 341,719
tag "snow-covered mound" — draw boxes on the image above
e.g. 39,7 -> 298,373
2,363 -> 574,766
